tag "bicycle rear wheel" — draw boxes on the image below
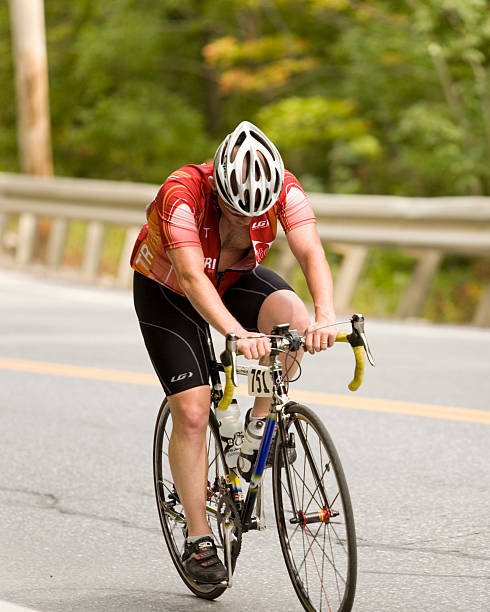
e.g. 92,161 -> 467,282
272,403 -> 357,612
153,399 -> 228,600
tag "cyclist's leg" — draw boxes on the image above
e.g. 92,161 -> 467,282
133,272 -> 214,536
167,385 -> 214,536
222,265 -> 310,417
254,289 -> 309,416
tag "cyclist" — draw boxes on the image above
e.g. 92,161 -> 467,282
131,121 -> 337,584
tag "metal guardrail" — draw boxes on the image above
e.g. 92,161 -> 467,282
1,171 -> 489,326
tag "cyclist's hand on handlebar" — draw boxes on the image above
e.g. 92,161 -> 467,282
236,332 -> 271,360
304,320 -> 338,354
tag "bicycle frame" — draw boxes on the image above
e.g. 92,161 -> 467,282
205,324 -> 294,533
204,313 -> 374,534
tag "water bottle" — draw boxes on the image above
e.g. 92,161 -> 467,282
218,399 -> 243,469
237,415 -> 266,481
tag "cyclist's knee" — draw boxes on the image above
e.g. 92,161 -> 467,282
258,289 -> 310,334
168,386 -> 210,436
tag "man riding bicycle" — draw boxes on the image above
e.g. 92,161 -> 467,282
131,120 -> 337,584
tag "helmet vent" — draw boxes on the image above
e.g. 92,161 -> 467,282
274,170 -> 281,193
243,190 -> 250,212
244,151 -> 250,181
230,170 -> 238,196
234,132 -> 246,148
251,131 -> 274,157
261,156 -> 271,181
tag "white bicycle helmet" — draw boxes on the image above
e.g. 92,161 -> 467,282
213,120 -> 284,216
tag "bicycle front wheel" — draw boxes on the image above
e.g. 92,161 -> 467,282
153,399 -> 228,600
272,403 -> 357,612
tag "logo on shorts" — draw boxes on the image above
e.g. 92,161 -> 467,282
170,371 -> 194,382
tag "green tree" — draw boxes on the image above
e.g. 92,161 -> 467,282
1,0 -> 489,194
0,2 -> 18,172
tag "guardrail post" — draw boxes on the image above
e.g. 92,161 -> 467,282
473,282 -> 490,327
0,213 -> 6,254
333,245 -> 368,314
82,220 -> 104,280
46,218 -> 68,268
16,213 -> 37,265
397,250 -> 442,318
117,226 -> 140,287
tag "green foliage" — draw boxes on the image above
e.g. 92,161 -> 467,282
1,0 -> 489,322
63,221 -> 87,267
257,96 -> 381,192
351,249 -> 416,316
0,2 -> 18,172
424,256 -> 490,323
58,83 -> 210,181
2,0 -> 489,193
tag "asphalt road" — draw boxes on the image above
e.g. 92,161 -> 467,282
0,269 -> 489,612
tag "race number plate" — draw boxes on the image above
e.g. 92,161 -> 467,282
247,365 -> 273,397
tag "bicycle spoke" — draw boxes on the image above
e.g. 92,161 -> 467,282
321,521 -> 327,611
302,525 -> 332,612
158,477 -> 177,498
293,523 -> 335,576
293,418 -> 330,508
282,487 -> 347,597
302,423 -> 308,512
306,524 -> 347,585
328,524 -> 341,601
329,490 -> 340,509
290,464 -> 326,511
297,462 -> 334,517
208,453 -> 218,471
328,522 -> 348,553
274,405 -> 356,612
286,520 -> 333,611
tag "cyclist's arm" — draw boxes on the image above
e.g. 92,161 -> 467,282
286,223 -> 337,350
166,246 -> 270,359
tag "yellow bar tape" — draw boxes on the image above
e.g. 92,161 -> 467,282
218,332 -> 364,410
218,364 -> 234,411
335,332 -> 364,391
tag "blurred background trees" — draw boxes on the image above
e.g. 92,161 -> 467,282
1,0 -> 489,322
2,0 -> 489,195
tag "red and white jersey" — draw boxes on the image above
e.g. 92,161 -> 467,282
130,163 -> 316,296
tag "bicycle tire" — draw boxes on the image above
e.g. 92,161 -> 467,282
153,399 -> 228,600
272,403 -> 357,612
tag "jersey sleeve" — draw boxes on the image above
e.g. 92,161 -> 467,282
277,170 -> 316,233
156,169 -> 203,250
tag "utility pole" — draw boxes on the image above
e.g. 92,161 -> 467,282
9,0 -> 53,176
9,0 -> 53,264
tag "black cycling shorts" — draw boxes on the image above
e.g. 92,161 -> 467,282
133,266 -> 293,396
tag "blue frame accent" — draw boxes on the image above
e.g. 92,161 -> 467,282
251,415 -> 276,479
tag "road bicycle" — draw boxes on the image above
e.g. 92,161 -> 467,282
153,314 -> 375,612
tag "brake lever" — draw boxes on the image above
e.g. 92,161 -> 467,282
350,314 -> 376,366
225,333 -> 239,387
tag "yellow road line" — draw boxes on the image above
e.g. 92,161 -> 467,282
0,357 -> 157,386
1,356 -> 489,425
